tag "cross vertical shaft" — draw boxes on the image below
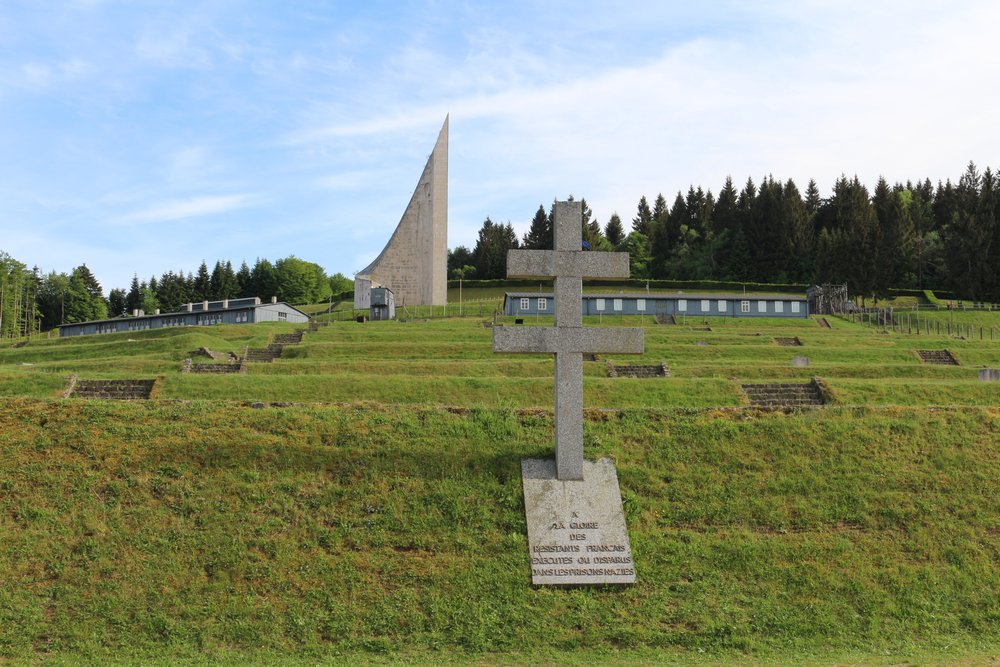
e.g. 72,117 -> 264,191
553,203 -> 584,479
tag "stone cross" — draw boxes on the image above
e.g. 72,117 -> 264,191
493,201 -> 643,480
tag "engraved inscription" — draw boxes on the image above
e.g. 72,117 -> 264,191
521,458 -> 636,586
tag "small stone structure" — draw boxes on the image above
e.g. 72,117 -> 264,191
791,356 -> 810,367
655,313 -> 677,325
607,362 -> 670,378
244,329 -> 307,363
190,362 -> 244,374
244,344 -> 284,363
775,336 -> 803,346
741,379 -> 826,408
916,349 -> 960,365
979,369 -> 1000,382
272,331 -> 304,345
70,379 -> 157,400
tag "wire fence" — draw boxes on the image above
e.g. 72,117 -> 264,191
842,308 -> 998,342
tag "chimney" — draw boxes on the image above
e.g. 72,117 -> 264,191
185,303 -> 193,312
271,296 -> 277,304
132,309 -> 139,317
254,297 -> 261,305
155,308 -> 160,315
222,299 -> 229,309
203,300 -> 209,311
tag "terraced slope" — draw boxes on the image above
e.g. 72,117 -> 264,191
1,314 -> 997,407
1,312 -> 999,664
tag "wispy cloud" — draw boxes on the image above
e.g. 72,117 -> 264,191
118,194 -> 260,225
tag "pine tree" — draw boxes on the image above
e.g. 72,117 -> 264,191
651,193 -> 669,239
604,213 -> 625,247
521,205 -> 552,249
126,274 -> 142,314
945,162 -> 995,300
65,265 -> 108,323
472,218 -> 519,279
236,261 -> 253,298
744,177 -> 784,281
209,261 -> 225,300
826,175 -> 879,302
251,259 -> 279,301
908,183 -> 942,289
193,261 -> 211,301
872,178 -> 915,294
782,178 -> 813,282
108,288 -> 127,318
74,264 -> 104,303
207,261 -> 239,300
632,196 -> 653,235
804,179 -> 822,218
985,168 -> 1000,300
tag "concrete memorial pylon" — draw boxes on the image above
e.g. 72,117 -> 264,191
493,200 -> 644,586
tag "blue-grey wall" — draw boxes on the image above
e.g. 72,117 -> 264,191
504,294 -> 809,318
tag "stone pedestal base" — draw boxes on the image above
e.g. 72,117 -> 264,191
521,458 -> 636,586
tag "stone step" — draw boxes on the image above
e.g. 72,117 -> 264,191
244,344 -> 284,362
740,382 -> 825,408
916,349 -> 959,365
272,332 -> 304,345
190,363 -> 243,374
72,379 -> 156,400
607,363 -> 671,378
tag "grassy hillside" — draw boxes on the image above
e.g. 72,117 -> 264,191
1,313 -> 999,664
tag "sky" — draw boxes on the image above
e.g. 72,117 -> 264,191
2,1 -> 999,293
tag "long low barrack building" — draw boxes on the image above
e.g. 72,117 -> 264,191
57,297 -> 309,337
503,292 -> 810,319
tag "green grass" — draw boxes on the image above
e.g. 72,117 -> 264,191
2,310 -> 1000,664
1,400 -> 999,664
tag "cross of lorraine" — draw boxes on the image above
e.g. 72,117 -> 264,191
493,200 -> 644,480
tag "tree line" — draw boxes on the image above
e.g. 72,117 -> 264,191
451,162 -> 1000,303
0,255 -> 353,336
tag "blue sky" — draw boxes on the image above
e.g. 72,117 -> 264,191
2,1 -> 998,293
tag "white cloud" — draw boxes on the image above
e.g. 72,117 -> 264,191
118,194 -> 260,224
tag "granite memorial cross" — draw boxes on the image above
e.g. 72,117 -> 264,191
493,200 -> 644,586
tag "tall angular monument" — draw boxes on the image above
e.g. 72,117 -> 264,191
354,116 -> 449,309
